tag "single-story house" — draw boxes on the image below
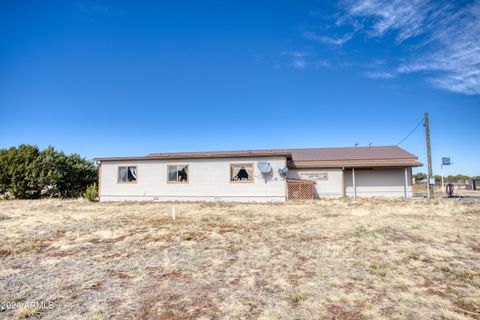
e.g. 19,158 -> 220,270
94,146 -> 422,202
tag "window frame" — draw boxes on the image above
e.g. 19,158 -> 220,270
229,163 -> 255,183
300,172 -> 329,181
117,166 -> 138,184
167,164 -> 189,184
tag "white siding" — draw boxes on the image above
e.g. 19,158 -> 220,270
287,168 -> 344,198
99,156 -> 287,202
288,167 -> 412,198
344,168 -> 412,198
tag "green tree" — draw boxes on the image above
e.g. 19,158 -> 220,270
445,174 -> 470,182
414,172 -> 427,182
53,152 -> 97,198
0,148 -> 10,194
5,145 -> 44,199
0,145 -> 97,199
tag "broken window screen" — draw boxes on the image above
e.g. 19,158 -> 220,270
128,167 -> 137,181
168,165 -> 188,183
118,166 -> 137,183
231,164 -> 254,182
178,165 -> 188,182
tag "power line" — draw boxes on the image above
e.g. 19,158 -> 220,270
396,117 -> 424,146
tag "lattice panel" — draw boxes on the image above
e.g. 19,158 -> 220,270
287,180 -> 316,200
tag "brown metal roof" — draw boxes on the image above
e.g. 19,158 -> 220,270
95,146 -> 422,168
94,149 -> 291,162
287,146 -> 417,161
147,149 -> 291,158
284,146 -> 422,168
288,159 -> 422,168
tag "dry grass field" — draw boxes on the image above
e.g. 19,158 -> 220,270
0,198 -> 479,320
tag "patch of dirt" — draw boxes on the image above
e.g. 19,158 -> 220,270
327,305 -> 368,320
108,269 -> 132,279
453,299 -> 480,319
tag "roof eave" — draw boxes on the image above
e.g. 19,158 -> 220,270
288,160 -> 423,169
94,151 -> 291,162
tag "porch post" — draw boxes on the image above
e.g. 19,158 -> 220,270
404,167 -> 408,198
352,168 -> 356,199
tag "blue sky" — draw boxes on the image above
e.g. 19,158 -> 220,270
0,0 -> 479,175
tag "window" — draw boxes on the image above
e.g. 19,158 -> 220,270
168,164 -> 189,183
230,163 -> 254,182
300,172 -> 328,181
118,166 -> 137,183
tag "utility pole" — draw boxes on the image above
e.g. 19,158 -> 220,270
424,112 -> 434,199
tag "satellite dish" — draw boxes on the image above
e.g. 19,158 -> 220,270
258,161 -> 272,174
278,167 -> 289,175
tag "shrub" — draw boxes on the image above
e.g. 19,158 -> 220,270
288,292 -> 305,305
368,262 -> 390,277
83,183 -> 98,202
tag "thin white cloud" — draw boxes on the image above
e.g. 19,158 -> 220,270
302,31 -> 353,46
339,0 -> 480,95
281,51 -> 309,58
280,52 -> 333,70
312,59 -> 332,69
346,0 -> 435,42
362,71 -> 395,79
291,59 -> 308,69
281,51 -> 311,70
